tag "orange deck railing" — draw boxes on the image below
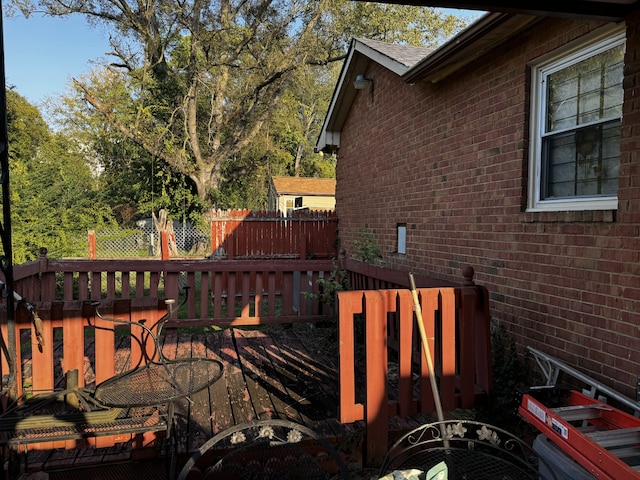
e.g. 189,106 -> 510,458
2,255 -> 335,401
1,255 -> 491,462
337,283 -> 492,466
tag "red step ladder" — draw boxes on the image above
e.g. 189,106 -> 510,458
519,389 -> 640,479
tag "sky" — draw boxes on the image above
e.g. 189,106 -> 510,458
1,8 -> 483,110
2,12 -> 113,107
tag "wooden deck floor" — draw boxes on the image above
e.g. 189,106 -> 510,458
11,323 -> 441,477
168,323 -> 351,454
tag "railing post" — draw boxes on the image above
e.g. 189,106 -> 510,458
161,231 -> 170,260
88,230 -> 97,260
364,290 -> 389,468
461,265 -> 493,397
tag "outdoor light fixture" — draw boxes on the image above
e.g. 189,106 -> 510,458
353,74 -> 373,89
353,74 -> 374,102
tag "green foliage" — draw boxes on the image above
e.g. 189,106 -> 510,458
3,91 -> 117,262
6,89 -> 49,163
354,228 -> 382,264
303,262 -> 349,318
55,71 -> 204,225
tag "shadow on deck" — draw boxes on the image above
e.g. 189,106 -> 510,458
8,324 -> 445,478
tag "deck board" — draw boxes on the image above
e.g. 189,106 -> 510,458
204,330 -> 234,437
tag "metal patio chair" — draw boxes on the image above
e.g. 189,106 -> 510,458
378,419 -> 556,480
90,287 -> 223,413
0,288 -> 223,478
176,419 -> 352,480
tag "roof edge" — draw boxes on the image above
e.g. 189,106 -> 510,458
316,38 -> 432,152
404,12 -> 541,83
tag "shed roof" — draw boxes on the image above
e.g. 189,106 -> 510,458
271,177 -> 336,196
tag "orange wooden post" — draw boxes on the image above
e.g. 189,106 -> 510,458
299,220 -> 307,259
62,302 -> 86,387
474,285 -> 493,397
364,290 -> 389,467
241,272 -> 251,318
213,272 -> 223,318
88,230 -> 97,260
31,302 -> 55,394
94,301 -> 116,385
419,289 -> 438,414
227,272 -> 236,320
254,271 -> 263,318
267,272 -> 276,317
282,272 -> 293,315
397,289 -> 416,416
227,220 -> 236,260
160,231 -> 170,260
337,290 -> 364,423
439,288 -> 457,411
458,288 -> 477,409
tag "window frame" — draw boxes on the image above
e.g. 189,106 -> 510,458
528,25 -> 625,212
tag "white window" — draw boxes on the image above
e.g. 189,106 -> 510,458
528,27 -> 625,212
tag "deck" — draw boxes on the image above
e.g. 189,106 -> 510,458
10,323 -> 439,478
2,258 -> 492,478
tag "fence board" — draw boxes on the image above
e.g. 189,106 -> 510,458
364,290 -> 389,466
209,209 -> 337,260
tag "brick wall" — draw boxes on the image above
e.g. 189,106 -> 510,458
336,15 -> 640,399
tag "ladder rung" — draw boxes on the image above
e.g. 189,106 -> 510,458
552,404 -> 610,422
608,445 -> 640,460
585,427 -> 640,448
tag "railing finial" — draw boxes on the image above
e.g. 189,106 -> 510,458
462,265 -> 475,286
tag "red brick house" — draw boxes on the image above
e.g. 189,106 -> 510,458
317,8 -> 640,399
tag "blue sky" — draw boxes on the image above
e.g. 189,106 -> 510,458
1,9 -> 482,109
2,12 -> 112,106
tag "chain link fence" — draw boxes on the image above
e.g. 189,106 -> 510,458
93,220 -> 210,259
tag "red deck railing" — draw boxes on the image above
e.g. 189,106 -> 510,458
337,282 -> 492,466
2,254 -> 334,400
1,255 -> 491,462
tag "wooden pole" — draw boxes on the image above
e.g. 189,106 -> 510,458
409,273 -> 449,448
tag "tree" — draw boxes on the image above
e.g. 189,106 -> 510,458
12,0 -> 468,206
6,89 -> 49,164
5,90 -> 116,262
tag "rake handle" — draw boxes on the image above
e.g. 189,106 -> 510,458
409,273 -> 446,426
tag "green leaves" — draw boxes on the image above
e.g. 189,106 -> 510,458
4,91 -> 117,262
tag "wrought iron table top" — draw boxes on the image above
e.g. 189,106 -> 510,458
93,357 -> 223,408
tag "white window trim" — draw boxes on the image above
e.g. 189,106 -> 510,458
527,25 -> 625,212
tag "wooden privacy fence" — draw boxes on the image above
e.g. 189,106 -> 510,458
210,209 -> 337,260
337,285 -> 492,466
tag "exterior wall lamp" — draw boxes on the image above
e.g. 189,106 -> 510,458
353,74 -> 374,102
